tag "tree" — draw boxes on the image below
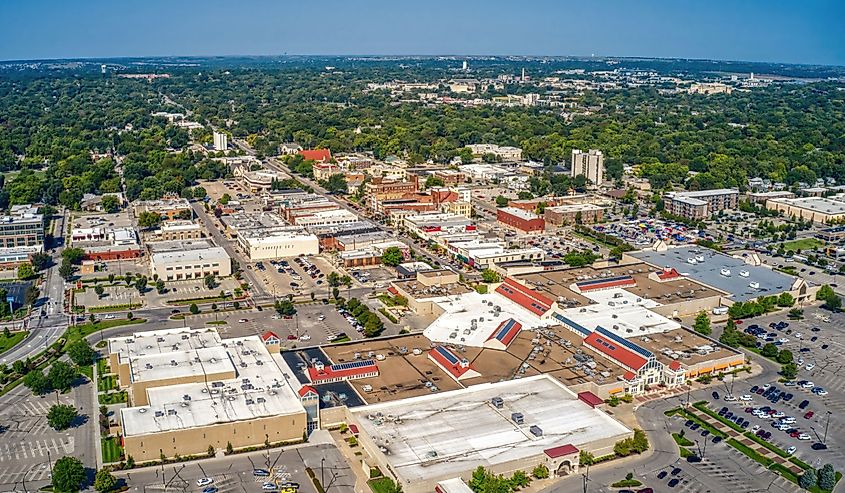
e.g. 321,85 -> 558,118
16,262 -> 35,280
94,469 -> 118,492
62,248 -> 85,265
381,246 -> 404,267
24,369 -> 50,394
204,274 -> 217,290
818,464 -> 836,491
777,349 -> 793,364
219,193 -> 231,205
137,211 -> 162,229
693,311 -> 711,336
799,468 -> 818,490
226,441 -> 234,454
59,261 -> 75,280
274,299 -> 297,316
481,269 -> 500,283
495,195 -> 509,207
47,404 -> 79,431
579,450 -> 595,466
193,187 -> 208,199
48,361 -> 78,391
327,271 -> 341,287
94,285 -> 105,298
425,175 -> 445,188
25,285 -> 39,307
189,303 -> 200,315
67,340 -> 96,366
781,363 -> 798,380
532,464 -> 550,479
31,252 -> 51,271
777,292 -> 795,307
52,456 -> 86,493
324,174 -> 348,194
509,470 -> 531,490
101,195 -> 121,213
155,279 -> 166,294
761,343 -> 779,358
134,276 -> 148,293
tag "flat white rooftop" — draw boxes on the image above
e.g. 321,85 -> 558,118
130,346 -> 233,384
352,375 -> 631,484
121,336 -> 305,436
558,287 -> 680,338
109,327 -> 222,365
423,290 -> 552,348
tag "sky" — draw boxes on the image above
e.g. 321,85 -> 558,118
1,0 -> 843,66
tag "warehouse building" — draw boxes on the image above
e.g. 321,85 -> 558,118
765,195 -> 845,224
237,227 -> 319,260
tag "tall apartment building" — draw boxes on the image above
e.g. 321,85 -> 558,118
213,131 -> 228,151
663,189 -> 739,219
570,149 -> 604,187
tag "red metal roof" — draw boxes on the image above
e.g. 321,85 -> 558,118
575,275 -> 636,292
299,149 -> 332,162
495,278 -> 553,316
429,346 -> 474,379
622,371 -> 636,381
387,286 -> 399,295
261,331 -> 280,343
486,318 -> 522,348
584,332 -> 647,371
298,385 -> 318,398
349,424 -> 359,435
543,444 -> 579,458
577,391 -> 604,408
658,268 -> 682,280
669,360 -> 682,371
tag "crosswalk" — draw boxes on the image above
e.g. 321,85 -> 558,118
0,437 -> 74,463
0,462 -> 53,485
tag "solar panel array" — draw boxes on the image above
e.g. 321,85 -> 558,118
595,326 -> 653,358
576,275 -> 635,287
434,345 -> 459,365
494,319 -> 519,341
553,313 -> 592,336
331,360 -> 377,372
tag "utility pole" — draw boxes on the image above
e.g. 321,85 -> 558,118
824,410 -> 832,444
582,463 -> 590,493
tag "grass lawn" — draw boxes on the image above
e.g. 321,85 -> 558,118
98,391 -> 127,405
206,320 -> 228,325
0,331 -> 28,356
331,336 -> 351,344
672,433 -> 694,447
727,438 -> 774,467
368,478 -> 397,493
98,375 -> 116,392
781,238 -> 824,252
101,436 -> 123,463
78,365 -> 93,380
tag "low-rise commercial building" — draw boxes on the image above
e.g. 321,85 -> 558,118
497,207 -> 545,233
133,198 -> 193,220
145,220 -> 204,242
292,208 -> 359,228
149,240 -> 231,280
237,227 -> 319,260
466,144 -> 523,161
766,195 -> 845,224
234,167 -> 285,193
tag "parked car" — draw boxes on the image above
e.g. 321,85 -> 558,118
804,411 -> 814,419
197,478 -> 214,487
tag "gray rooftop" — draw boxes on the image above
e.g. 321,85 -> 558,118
631,246 -> 797,302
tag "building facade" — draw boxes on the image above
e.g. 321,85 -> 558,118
663,189 -> 739,219
570,149 -> 604,186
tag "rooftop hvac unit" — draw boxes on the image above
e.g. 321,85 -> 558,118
491,397 -> 504,408
511,412 -> 524,425
155,411 -> 164,417
167,409 -> 177,416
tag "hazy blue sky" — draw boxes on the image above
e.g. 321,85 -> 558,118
1,0 -> 843,65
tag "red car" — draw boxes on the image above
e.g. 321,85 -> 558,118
286,335 -> 297,340
790,431 -> 801,438
804,411 -> 815,419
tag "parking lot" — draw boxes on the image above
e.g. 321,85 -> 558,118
736,307 -> 845,469
0,387 -> 82,489
118,440 -> 354,493
182,301 -> 366,347
247,256 -> 337,299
